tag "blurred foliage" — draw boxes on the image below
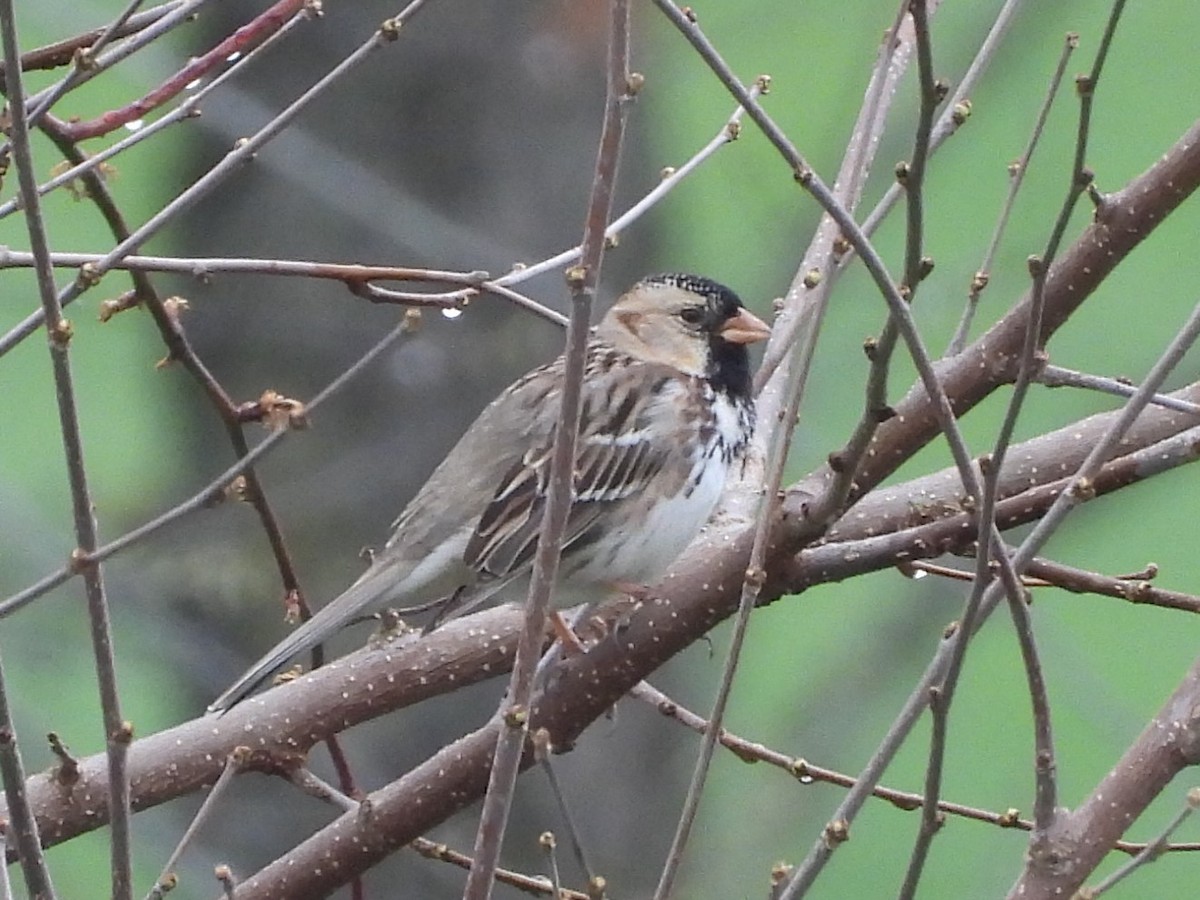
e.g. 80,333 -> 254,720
1,0 -> 1199,898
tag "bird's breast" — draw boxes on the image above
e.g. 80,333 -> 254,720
568,390 -> 751,589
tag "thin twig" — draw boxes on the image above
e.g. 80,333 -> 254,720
646,9 -> 1065,896
786,292 -> 1200,897
983,0 -> 1129,846
32,119 -> 317,677
533,730 -> 595,885
492,84 -> 759,290
653,5 -> 915,895
885,8 -> 1123,894
283,766 -> 359,813
59,0 -> 306,142
770,0 -> 914,530
907,24 -> 1101,884
17,0 -> 210,138
857,0 -> 1030,240
464,4 -> 631,896
895,4 -> 959,891
0,5 -> 132,896
630,681 -> 1200,857
1083,787 -> 1200,897
1023,557 -> 1200,614
0,83 -> 754,340
652,0 -> 987,518
947,32 -> 1078,354
911,555 -> 1200,616
0,2 -> 182,82
0,54 -> 745,357
1038,363 -> 1200,414
145,749 -> 247,900
0,651 -> 55,899
537,832 -> 564,900
410,838 -> 592,900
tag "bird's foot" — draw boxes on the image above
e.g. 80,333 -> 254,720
368,608 -> 417,648
608,579 -> 657,604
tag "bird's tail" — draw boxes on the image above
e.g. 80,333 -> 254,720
206,575 -> 387,715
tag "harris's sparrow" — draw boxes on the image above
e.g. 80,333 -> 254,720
209,273 -> 768,712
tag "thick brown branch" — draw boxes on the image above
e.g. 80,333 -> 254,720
1008,655 -> 1200,899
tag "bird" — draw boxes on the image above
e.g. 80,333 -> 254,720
208,273 -> 769,713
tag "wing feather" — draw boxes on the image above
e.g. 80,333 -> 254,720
464,369 -> 683,581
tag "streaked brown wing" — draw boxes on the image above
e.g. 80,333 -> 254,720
382,357 -> 565,566
464,374 -> 679,580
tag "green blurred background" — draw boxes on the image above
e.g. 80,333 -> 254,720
2,1 -> 1199,897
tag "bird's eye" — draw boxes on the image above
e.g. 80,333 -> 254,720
679,306 -> 705,326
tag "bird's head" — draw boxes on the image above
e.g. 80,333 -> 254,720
596,273 -> 771,389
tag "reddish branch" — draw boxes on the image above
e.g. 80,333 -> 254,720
0,2 -> 182,86
58,0 -> 307,142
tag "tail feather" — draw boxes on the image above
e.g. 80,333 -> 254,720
207,570 -> 393,715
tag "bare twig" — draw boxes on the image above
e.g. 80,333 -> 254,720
492,83 -> 760,290
283,766 -> 358,813
0,1 -> 182,82
896,5 -> 961,891
0,63 -> 752,357
759,0 -> 1027,388
947,32 -> 1078,354
906,8 -> 1125,893
533,730 -> 595,886
769,0 -> 914,530
1082,787 -> 1200,897
145,749 -> 247,900
537,832 -> 564,900
0,311 -> 418,619
630,681 -> 1200,857
0,2 -> 315,222
59,0 -> 306,142
410,837 -> 592,900
1023,557 -> 1200,614
785,284 -> 1200,895
0,654 -> 55,899
17,0 -> 210,137
464,2 -> 631,896
653,4 -> 916,896
858,0 -> 1030,239
1038,363 -> 1200,414
30,116 -> 319,680
0,5 -> 132,896
996,0 -> 1129,844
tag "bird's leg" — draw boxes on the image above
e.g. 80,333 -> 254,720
534,579 -> 651,685
549,610 -> 587,654
422,586 -> 469,635
607,579 -> 654,602
600,579 -> 656,647
534,605 -> 598,687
